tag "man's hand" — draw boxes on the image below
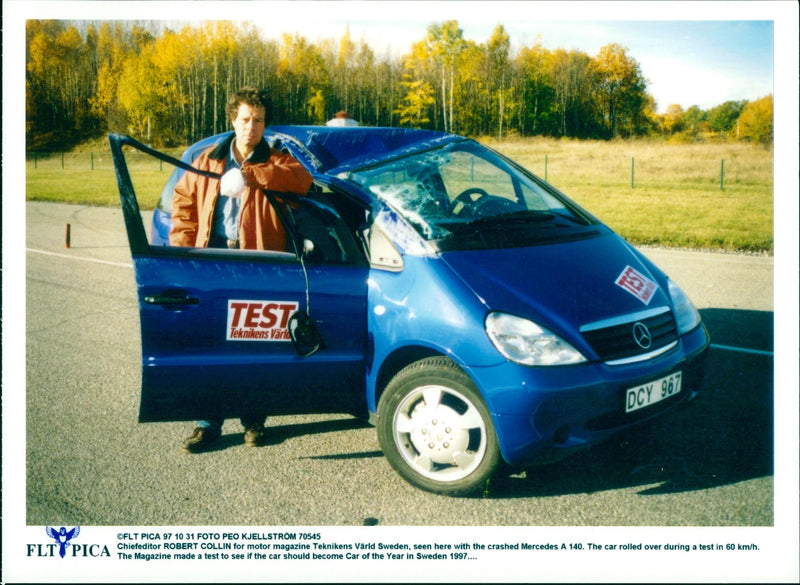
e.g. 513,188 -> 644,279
220,168 -> 246,198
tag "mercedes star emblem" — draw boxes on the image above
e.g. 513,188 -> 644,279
632,322 -> 652,349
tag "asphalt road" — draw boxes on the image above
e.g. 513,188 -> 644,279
21,201 -> 776,526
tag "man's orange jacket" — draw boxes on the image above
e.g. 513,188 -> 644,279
169,136 -> 313,250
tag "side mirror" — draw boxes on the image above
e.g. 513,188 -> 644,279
288,310 -> 323,358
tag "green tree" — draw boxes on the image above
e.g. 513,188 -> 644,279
374,59 -> 401,127
353,40 -> 378,124
448,40 -> 485,135
514,41 -> 556,135
27,25 -> 61,136
683,105 -> 707,134
549,48 -> 595,137
707,100 -> 746,134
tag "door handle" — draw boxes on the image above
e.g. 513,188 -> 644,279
144,294 -> 200,306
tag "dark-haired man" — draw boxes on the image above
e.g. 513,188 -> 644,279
170,86 -> 313,452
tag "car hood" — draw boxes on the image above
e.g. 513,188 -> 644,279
441,233 -> 670,338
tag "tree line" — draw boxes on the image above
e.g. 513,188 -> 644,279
25,19 -> 773,151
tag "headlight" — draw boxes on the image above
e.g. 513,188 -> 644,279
485,312 -> 586,366
668,279 -> 702,334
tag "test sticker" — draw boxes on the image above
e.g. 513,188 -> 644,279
226,299 -> 299,341
615,266 -> 658,305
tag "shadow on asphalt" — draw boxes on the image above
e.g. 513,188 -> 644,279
485,308 -> 774,499
700,308 -> 774,352
255,417 -> 373,450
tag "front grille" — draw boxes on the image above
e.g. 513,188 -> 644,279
581,307 -> 677,363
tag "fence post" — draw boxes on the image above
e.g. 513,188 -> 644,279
91,152 -> 94,170
720,159 -> 724,191
61,152 -> 64,169
34,152 -> 38,169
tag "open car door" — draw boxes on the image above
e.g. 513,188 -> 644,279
109,134 -> 369,422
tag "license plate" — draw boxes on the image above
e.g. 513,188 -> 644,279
625,371 -> 682,413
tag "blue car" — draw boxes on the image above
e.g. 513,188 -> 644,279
109,127 -> 709,496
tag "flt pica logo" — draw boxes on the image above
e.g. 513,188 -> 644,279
27,526 -> 110,558
47,526 -> 80,557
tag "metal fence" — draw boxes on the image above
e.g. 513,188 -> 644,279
26,149 -> 762,192
26,150 -> 181,172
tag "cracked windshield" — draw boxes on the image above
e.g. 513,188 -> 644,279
348,142 -> 594,249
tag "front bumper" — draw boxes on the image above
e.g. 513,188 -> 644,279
468,323 -> 710,465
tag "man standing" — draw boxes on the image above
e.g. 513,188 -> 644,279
170,86 -> 313,453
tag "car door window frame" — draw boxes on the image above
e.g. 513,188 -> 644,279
110,133 -> 370,269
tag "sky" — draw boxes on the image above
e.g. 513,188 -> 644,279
6,1 -> 784,114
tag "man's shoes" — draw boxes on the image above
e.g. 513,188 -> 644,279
244,425 -> 268,447
182,424 -> 267,451
182,426 -> 221,453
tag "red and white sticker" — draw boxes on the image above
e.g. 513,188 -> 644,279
615,266 -> 658,305
226,300 -> 299,341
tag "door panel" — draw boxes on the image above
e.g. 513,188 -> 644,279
135,253 -> 368,421
109,134 -> 368,423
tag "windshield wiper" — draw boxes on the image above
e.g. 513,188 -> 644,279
433,209 -> 591,244
465,209 -> 556,228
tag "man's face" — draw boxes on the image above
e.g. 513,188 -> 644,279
231,103 -> 266,151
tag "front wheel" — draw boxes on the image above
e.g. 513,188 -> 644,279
377,357 -> 501,496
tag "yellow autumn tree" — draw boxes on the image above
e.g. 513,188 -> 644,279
278,33 -> 329,124
487,25 -> 511,138
333,27 -> 356,114
425,21 -> 466,132
395,49 -> 435,127
593,43 -> 648,137
27,22 -> 96,140
662,104 -> 685,134
737,95 -> 773,146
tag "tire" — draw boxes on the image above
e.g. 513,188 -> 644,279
377,356 -> 501,496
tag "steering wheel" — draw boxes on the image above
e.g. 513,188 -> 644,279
450,187 -> 490,215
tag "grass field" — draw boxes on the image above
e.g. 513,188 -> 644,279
26,137 -> 774,253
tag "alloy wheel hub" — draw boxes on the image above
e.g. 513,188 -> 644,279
409,403 -> 470,464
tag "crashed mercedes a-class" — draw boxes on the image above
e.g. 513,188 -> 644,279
110,126 -> 709,496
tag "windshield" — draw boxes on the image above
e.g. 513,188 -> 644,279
347,141 -> 601,250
